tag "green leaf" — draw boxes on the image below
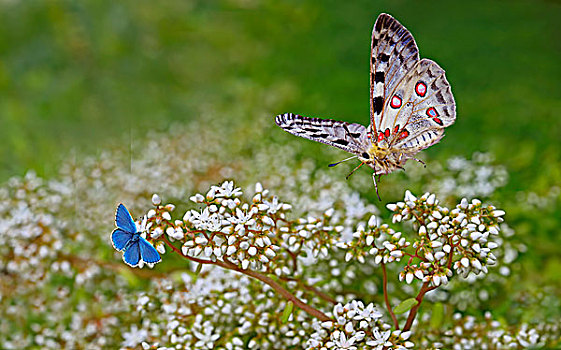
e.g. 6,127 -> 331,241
194,263 -> 203,275
394,298 -> 419,314
192,263 -> 204,283
281,301 -> 294,323
430,302 -> 444,329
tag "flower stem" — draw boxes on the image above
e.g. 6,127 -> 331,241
403,281 -> 437,331
382,263 -> 399,329
162,236 -> 331,322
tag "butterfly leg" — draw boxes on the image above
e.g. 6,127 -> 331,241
372,173 -> 381,201
412,157 -> 427,168
346,162 -> 365,180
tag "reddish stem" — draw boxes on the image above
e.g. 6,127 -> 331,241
382,263 -> 399,329
280,276 -> 337,305
402,239 -> 456,332
162,236 -> 331,322
403,281 -> 437,331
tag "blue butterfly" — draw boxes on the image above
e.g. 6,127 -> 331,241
111,203 -> 161,267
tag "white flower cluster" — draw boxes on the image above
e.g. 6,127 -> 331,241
278,208 -> 344,263
144,181 -> 368,277
147,181 -> 284,271
336,217 -> 409,265
307,300 -> 413,350
0,172 -> 66,289
129,267 -> 317,349
404,152 -> 508,200
420,312 -> 561,349
387,191 -> 504,287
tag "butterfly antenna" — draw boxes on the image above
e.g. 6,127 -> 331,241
345,162 -> 365,180
329,155 -> 358,167
413,157 -> 427,168
372,173 -> 381,201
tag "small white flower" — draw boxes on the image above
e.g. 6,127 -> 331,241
121,325 -> 148,348
263,196 -> 283,214
386,203 -> 397,211
492,210 -> 505,217
214,181 -> 242,198
406,273 -> 414,284
404,190 -> 417,202
247,246 -> 257,256
190,193 -> 205,203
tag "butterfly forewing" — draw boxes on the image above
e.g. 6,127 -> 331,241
370,14 -> 420,131
115,203 -> 137,233
275,113 -> 370,156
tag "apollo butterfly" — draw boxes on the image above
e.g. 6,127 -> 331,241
275,13 -> 456,199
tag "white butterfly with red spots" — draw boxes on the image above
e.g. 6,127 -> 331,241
275,13 -> 456,199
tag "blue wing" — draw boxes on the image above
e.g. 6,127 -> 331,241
111,228 -> 133,251
123,241 -> 141,267
115,203 -> 137,233
139,237 -> 162,264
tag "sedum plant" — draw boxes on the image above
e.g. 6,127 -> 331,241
0,105 -> 559,348
115,179 -> 509,349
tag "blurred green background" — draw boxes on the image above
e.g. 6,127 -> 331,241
1,0 -> 559,183
1,0 -> 560,262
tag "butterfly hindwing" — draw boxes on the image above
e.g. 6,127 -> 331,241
111,228 -> 134,251
123,241 -> 141,267
115,203 -> 137,234
379,58 -> 455,151
275,113 -> 369,156
370,13 -> 420,131
139,237 -> 162,264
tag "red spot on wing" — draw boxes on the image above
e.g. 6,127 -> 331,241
384,128 -> 390,137
377,132 -> 384,142
426,107 -> 439,118
390,95 -> 402,108
393,125 -> 399,134
426,107 -> 443,125
399,130 -> 409,140
415,82 -> 427,97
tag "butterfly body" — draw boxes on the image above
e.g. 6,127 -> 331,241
111,203 -> 161,267
275,14 -> 456,198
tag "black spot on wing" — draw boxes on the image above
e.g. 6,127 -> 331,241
333,139 -> 349,146
373,96 -> 384,114
375,71 -> 385,84
379,53 -> 390,62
